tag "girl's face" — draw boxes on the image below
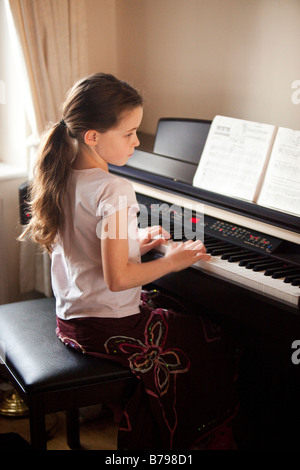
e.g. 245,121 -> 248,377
94,106 -> 143,167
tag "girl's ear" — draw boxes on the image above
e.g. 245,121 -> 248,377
84,130 -> 98,146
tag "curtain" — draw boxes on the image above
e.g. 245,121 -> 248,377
6,0 -> 88,297
0,198 -> 9,304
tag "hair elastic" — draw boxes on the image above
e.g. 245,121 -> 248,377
60,119 -> 67,127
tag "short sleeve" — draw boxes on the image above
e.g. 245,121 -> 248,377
95,176 -> 139,239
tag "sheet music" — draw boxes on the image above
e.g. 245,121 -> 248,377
193,116 -> 276,202
258,127 -> 300,217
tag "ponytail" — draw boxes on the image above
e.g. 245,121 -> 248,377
20,121 -> 77,252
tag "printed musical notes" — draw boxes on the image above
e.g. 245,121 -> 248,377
193,116 -> 300,217
258,127 -> 300,216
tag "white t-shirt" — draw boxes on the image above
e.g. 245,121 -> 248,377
51,168 -> 141,320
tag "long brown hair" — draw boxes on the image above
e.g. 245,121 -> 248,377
20,73 -> 143,252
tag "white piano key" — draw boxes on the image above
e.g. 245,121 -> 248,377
155,244 -> 300,308
197,258 -> 299,307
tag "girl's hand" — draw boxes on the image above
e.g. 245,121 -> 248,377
102,209 -> 210,291
138,225 -> 171,256
164,239 -> 211,271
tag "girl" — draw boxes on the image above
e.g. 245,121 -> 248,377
21,73 -> 239,450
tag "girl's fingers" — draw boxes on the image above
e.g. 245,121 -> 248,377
141,225 -> 171,241
183,239 -> 205,251
195,251 -> 211,261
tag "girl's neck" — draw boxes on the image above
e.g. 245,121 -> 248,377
72,146 -> 108,172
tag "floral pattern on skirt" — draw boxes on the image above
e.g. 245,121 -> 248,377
104,308 -> 191,447
56,290 -> 239,449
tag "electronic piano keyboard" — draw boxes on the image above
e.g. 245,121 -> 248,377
109,144 -> 300,315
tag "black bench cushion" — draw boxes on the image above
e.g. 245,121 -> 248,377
0,298 -> 132,394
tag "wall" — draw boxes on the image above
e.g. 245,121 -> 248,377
110,0 -> 300,135
0,0 -> 27,169
85,0 -> 118,76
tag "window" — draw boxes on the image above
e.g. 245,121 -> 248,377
0,0 -> 28,171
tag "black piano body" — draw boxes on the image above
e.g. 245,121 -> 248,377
109,118 -> 300,449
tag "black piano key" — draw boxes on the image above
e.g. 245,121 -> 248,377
272,268 -> 300,279
285,276 -> 300,284
205,240 -> 229,247
253,261 -> 283,272
291,278 -> 300,286
245,257 -> 273,269
206,243 -> 231,254
240,256 -> 269,267
210,246 -> 239,256
221,250 -> 246,260
227,252 -> 255,262
283,272 -> 300,283
204,236 -> 216,243
264,264 -> 287,276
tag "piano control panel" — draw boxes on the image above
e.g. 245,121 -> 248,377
137,193 -> 282,255
205,218 -> 281,254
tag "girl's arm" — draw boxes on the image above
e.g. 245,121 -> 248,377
101,208 -> 210,292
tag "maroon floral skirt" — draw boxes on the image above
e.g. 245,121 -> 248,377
56,290 -> 239,450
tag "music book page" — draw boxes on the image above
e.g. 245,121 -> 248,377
193,115 -> 277,202
258,127 -> 300,217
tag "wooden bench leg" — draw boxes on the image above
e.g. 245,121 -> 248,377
66,409 -> 80,449
29,401 -> 47,450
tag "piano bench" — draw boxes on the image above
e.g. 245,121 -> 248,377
0,298 -> 136,450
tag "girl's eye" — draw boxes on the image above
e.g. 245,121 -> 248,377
126,132 -> 133,137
